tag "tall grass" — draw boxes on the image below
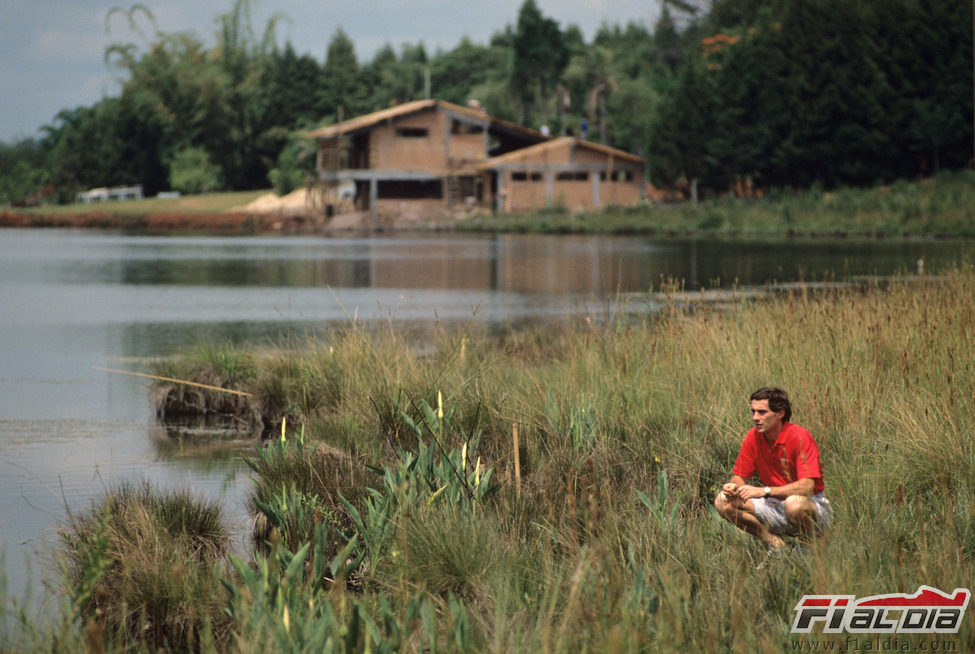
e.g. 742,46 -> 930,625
11,266 -> 974,651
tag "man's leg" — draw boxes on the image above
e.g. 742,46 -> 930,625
783,495 -> 822,542
714,492 -> 787,548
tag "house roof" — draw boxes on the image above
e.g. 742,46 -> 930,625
304,99 -> 550,145
477,137 -> 645,169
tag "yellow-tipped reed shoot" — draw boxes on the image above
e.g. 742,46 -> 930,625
428,484 -> 447,506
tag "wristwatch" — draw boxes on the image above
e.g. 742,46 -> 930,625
764,486 -> 771,498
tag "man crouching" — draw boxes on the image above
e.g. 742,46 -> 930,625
714,387 -> 833,552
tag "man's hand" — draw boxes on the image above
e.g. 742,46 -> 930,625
721,482 -> 739,499
722,482 -> 766,500
736,485 -> 766,500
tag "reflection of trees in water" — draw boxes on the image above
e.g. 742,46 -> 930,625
149,416 -> 261,476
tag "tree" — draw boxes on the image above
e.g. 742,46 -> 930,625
0,139 -> 48,206
511,0 -> 568,126
320,28 -> 363,120
259,43 -> 327,130
651,4 -> 684,74
431,38 -> 494,105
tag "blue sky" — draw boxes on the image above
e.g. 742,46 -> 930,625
0,0 -> 663,143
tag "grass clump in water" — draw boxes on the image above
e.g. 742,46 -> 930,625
58,480 -> 230,651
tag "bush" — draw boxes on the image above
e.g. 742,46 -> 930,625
169,147 -> 223,194
267,133 -> 316,195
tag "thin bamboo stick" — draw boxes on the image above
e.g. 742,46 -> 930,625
92,366 -> 253,397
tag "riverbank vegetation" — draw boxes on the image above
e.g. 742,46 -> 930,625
4,169 -> 974,238
460,169 -> 975,237
4,266 -> 973,652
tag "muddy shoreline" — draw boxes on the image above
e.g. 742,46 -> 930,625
0,202 -> 477,234
0,209 -> 335,234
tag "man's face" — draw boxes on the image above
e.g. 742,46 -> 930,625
751,399 -> 784,435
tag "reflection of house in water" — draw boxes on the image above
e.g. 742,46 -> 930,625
304,235 -> 652,296
307,99 -> 648,217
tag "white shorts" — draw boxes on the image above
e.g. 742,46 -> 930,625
752,492 -> 833,536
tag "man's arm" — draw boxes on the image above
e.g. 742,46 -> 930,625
736,477 -> 814,500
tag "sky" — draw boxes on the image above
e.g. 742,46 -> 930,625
0,0 -> 663,144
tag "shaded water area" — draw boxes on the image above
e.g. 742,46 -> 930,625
1,228 -> 971,604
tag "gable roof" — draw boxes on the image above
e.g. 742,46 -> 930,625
478,136 -> 645,169
305,99 -> 437,139
305,99 -> 550,145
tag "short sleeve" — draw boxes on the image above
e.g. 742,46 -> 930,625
795,430 -> 822,481
732,431 -> 756,479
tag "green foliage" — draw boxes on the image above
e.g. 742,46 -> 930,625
268,131 -> 316,194
511,0 -> 569,125
224,527 -> 472,653
0,139 -> 49,207
341,394 -> 500,579
169,146 -> 224,194
320,29 -> 364,119
650,0 -> 973,189
246,421 -> 373,563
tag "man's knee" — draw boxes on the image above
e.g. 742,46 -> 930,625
714,492 -> 742,521
714,492 -> 732,518
784,495 -> 816,522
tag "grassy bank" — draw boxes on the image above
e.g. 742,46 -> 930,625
4,171 -> 974,238
461,169 -> 975,237
19,190 -> 268,216
5,269 -> 974,652
0,188 -> 321,233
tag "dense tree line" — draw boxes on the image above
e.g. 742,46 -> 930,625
652,0 -> 973,191
0,0 -> 971,205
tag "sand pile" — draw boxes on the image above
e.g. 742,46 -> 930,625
237,188 -> 310,213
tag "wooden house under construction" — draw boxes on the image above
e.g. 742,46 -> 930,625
306,99 -> 647,217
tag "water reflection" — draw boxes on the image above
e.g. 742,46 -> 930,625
7,232 -> 964,300
150,416 -> 262,471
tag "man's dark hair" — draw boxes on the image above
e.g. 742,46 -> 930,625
750,386 -> 792,422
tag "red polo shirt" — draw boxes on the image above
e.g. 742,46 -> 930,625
732,422 -> 825,494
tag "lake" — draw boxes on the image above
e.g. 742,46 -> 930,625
1,228 -> 971,603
